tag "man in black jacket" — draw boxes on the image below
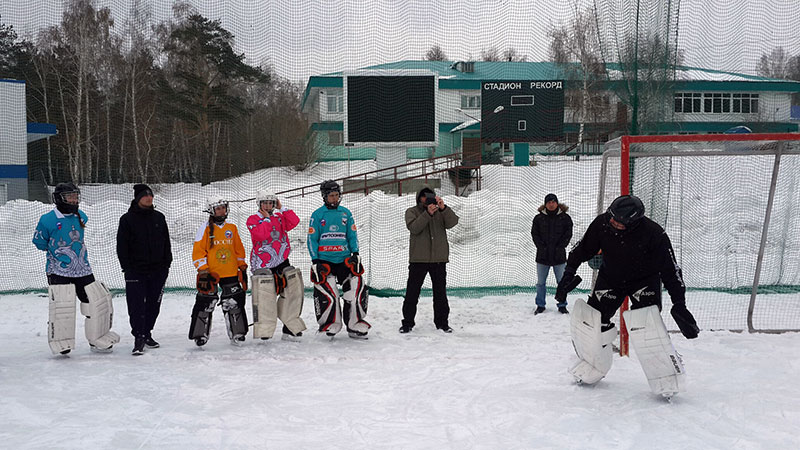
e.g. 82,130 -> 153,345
555,195 -> 699,396
116,184 -> 172,355
531,193 -> 572,315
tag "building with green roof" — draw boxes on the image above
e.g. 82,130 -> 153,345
301,60 -> 800,162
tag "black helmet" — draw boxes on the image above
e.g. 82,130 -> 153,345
320,180 -> 341,208
607,195 -> 645,226
53,182 -> 80,215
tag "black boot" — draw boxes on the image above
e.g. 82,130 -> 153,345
145,336 -> 160,348
132,337 -> 146,356
398,325 -> 412,334
534,306 -> 546,315
558,306 -> 569,314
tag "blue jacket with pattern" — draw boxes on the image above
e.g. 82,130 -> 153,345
32,207 -> 93,277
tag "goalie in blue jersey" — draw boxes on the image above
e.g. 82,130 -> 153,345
307,180 -> 370,340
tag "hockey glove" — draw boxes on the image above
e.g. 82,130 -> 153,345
671,303 -> 700,339
310,261 -> 331,284
345,252 -> 364,275
196,270 -> 219,294
555,273 -> 582,304
238,264 -> 248,291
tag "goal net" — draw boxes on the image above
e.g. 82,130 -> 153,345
598,133 -> 800,345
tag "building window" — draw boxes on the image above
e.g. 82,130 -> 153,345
733,93 -> 759,113
518,120 -> 527,131
461,94 -> 481,109
674,93 -> 702,113
328,131 -> 343,145
327,94 -> 343,113
678,92 -> 758,114
703,93 -> 732,113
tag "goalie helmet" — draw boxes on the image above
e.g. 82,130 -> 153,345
53,182 -> 80,215
205,195 -> 229,222
256,190 -> 278,210
607,195 -> 645,227
320,180 -> 341,209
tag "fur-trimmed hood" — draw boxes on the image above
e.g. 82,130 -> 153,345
537,203 -> 569,214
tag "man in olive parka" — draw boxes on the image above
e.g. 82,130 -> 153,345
400,187 -> 459,334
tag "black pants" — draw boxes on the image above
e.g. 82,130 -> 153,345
401,262 -> 449,329
125,268 -> 169,339
47,273 -> 95,303
588,273 -> 662,325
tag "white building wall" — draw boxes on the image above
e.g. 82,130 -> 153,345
0,80 -> 26,165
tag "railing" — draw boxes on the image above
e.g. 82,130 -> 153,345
275,152 -> 481,199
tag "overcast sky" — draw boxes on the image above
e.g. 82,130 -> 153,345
2,0 -> 799,84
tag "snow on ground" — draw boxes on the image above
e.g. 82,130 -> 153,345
1,291 -> 798,449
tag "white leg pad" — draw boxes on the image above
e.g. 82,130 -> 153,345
277,267 -> 307,335
623,305 -> 686,397
341,275 -> 370,334
80,281 -> 121,350
568,298 -> 617,385
252,275 -> 278,338
48,284 -> 77,355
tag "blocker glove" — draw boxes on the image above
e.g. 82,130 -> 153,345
196,270 -> 219,294
310,260 -> 331,284
345,252 -> 364,275
555,267 -> 581,304
671,303 -> 700,339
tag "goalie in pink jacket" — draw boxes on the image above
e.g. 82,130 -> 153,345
246,191 -> 307,341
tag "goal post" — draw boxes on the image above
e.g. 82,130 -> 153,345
599,133 -> 800,355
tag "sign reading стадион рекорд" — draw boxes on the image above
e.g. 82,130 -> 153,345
480,80 -> 564,143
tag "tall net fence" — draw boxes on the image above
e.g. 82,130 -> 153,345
599,135 -> 800,332
1,1 -> 799,333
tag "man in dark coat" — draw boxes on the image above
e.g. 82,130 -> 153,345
116,184 -> 172,355
531,193 -> 573,314
399,187 -> 459,334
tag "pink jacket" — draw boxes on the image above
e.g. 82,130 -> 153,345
246,209 -> 300,271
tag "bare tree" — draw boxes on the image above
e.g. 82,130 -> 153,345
549,6 -> 605,146
502,48 -> 526,62
425,44 -> 447,61
758,47 -> 791,79
480,47 -> 501,62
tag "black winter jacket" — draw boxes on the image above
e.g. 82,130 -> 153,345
531,203 -> 573,265
565,213 -> 685,304
116,201 -> 172,273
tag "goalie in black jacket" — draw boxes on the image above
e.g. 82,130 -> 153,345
555,195 -> 699,398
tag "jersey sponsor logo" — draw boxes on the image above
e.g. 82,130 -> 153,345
320,219 -> 326,227
341,217 -> 347,225
308,227 -> 315,234
225,230 -> 233,238
212,239 -> 233,246
319,245 -> 345,252
321,232 -> 346,240
57,222 -> 62,230
329,225 -> 339,231
351,224 -> 357,231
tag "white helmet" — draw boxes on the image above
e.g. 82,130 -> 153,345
205,195 -> 229,215
256,190 -> 278,206
256,189 -> 278,205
